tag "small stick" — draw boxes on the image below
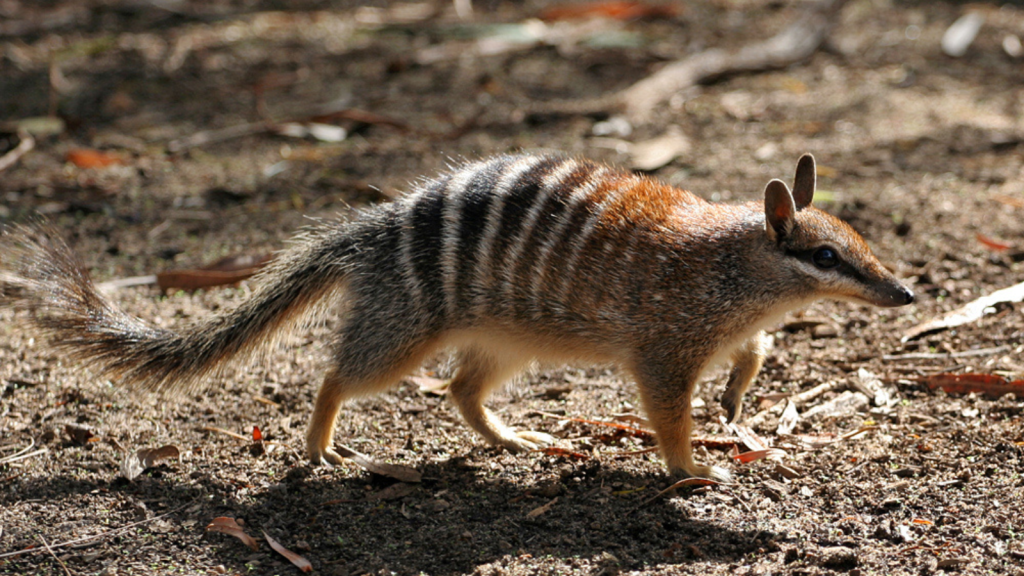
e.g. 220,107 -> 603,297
38,534 -> 72,576
743,381 -> 840,429
0,130 -> 35,172
0,447 -> 48,465
167,121 -> 273,153
882,345 -> 1010,361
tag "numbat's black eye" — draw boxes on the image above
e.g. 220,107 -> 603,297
812,247 -> 839,269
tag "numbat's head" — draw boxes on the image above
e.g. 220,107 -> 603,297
762,154 -> 914,308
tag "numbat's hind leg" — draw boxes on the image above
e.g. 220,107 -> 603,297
448,347 -> 555,453
306,314 -> 439,466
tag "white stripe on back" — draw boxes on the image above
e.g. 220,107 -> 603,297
498,158 -> 579,301
439,160 -> 490,317
553,177 -> 629,301
528,167 -> 608,309
472,155 -> 548,311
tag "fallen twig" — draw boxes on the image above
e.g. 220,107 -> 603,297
167,121 -> 273,153
636,477 -> 720,509
883,345 -> 1011,361
0,447 -> 48,466
620,0 -> 849,119
0,129 -> 35,172
529,0 -> 850,121
743,381 -> 840,429
38,534 -> 72,576
535,410 -> 654,439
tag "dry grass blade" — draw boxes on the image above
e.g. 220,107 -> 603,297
903,280 -> 1024,341
0,439 -> 48,465
200,426 -> 250,442
637,478 -> 720,509
536,411 -> 654,440
206,517 -> 258,551
38,534 -> 72,576
263,531 -> 314,573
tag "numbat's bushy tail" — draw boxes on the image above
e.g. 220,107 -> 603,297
0,222 -> 355,392
0,153 -> 914,482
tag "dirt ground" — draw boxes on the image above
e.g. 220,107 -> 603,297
2,1 -> 1024,575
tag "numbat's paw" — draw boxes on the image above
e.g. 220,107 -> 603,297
309,447 -> 348,467
498,430 -> 556,453
671,464 -> 733,483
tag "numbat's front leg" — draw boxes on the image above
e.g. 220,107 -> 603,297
721,332 -> 770,424
636,359 -> 732,483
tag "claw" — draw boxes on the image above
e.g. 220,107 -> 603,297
499,430 -> 556,453
670,464 -> 733,483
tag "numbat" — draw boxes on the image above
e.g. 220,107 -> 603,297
0,153 -> 913,481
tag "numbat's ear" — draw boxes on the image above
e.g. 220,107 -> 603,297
764,179 -> 796,242
791,153 -> 816,210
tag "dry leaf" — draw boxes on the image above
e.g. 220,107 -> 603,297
942,12 -> 984,58
526,497 -> 558,518
721,417 -> 771,452
407,375 -> 449,395
628,127 -> 691,171
122,444 -> 181,480
64,424 -> 96,446
263,531 -> 313,573
921,373 -> 1024,399
732,448 -> 787,463
539,1 -> 679,21
611,413 -> 649,427
155,254 -> 272,292
206,517 -> 258,551
903,280 -> 1024,341
332,444 -> 421,483
138,445 -> 180,468
776,400 -> 800,436
66,148 -> 125,168
120,453 -> 145,481
800,391 -> 869,420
